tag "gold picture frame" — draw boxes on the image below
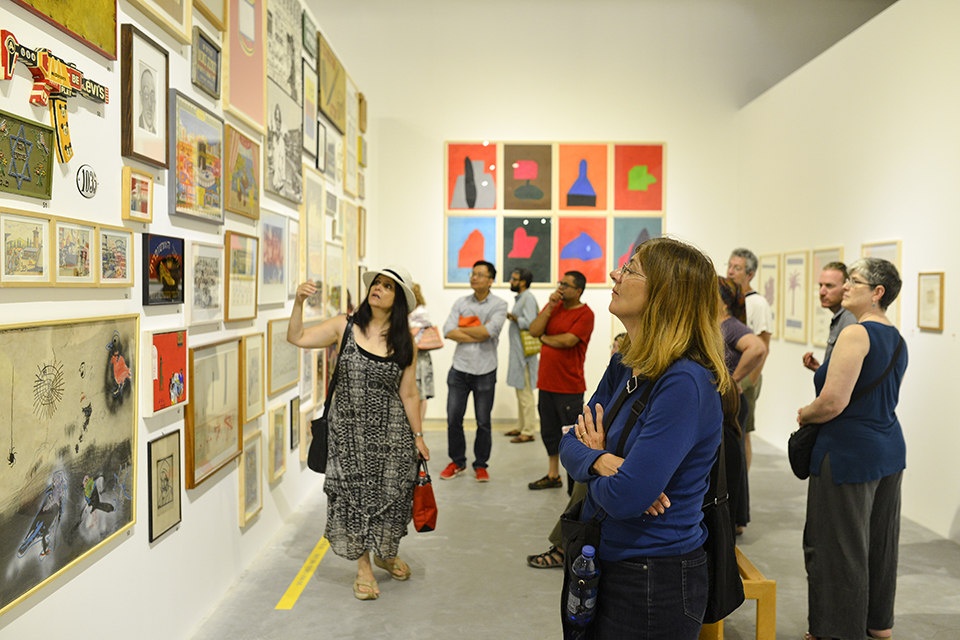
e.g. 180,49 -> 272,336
122,166 -> 155,223
918,272 -> 944,332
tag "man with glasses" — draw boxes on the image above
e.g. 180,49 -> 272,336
504,268 -> 540,444
440,261 -> 508,482
527,271 -> 594,490
803,261 -> 857,372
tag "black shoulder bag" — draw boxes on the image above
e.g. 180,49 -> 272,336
788,335 -> 904,480
307,317 -> 354,473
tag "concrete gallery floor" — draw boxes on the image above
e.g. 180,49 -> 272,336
189,422 -> 960,640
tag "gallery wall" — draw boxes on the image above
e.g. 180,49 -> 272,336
736,0 -> 960,542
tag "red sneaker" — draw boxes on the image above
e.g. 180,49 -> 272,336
439,462 -> 466,480
475,468 -> 490,482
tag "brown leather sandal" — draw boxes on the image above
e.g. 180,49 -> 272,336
527,545 -> 564,568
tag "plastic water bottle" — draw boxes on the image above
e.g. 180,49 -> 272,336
565,545 -> 599,636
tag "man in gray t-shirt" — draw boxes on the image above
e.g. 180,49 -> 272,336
804,262 -> 857,371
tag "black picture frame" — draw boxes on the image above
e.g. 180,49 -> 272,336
191,26 -> 222,100
148,430 -> 182,542
142,233 -> 185,306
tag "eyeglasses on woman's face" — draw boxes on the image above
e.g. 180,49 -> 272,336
847,277 -> 876,288
617,263 -> 647,280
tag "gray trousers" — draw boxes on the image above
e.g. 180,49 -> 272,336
803,453 -> 902,639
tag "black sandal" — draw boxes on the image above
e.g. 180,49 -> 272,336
527,545 -> 564,569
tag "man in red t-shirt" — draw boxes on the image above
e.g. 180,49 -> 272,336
527,271 -> 594,490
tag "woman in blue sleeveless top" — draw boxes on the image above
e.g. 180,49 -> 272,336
797,258 -> 906,640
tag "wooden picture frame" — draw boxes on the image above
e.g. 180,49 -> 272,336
918,272 -> 944,331
358,92 -> 367,133
53,217 -> 96,286
289,396 -> 301,450
186,338 -> 242,489
223,0 -> 267,133
191,26 -> 222,99
299,402 -> 314,462
757,254 -> 781,340
169,90 -> 224,224
302,9 -> 317,57
121,166 -> 155,222
267,318 -> 299,395
303,60 -> 318,158
241,332 -> 265,424
224,231 -> 259,321
782,250 -> 809,344
302,166 -> 326,319
239,429 -> 262,526
98,224 -> 135,288
862,240 -> 903,328
148,429 -> 182,542
268,403 -> 287,481
224,125 -> 261,219
0,108 -> 55,201
194,0 -> 226,31
142,327 -> 188,418
810,247 -> 844,347
9,0 -> 118,59
317,32 -> 346,134
0,209 -> 53,287
126,0 -> 193,45
142,233 -> 185,306
121,24 -> 169,169
258,209 -> 288,305
186,240 -> 225,326
0,314 -> 138,617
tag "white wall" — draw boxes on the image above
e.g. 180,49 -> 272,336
736,0 -> 960,542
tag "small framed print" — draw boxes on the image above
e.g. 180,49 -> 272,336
169,89 -> 224,224
191,26 -> 222,100
358,92 -> 367,133
782,250 -> 809,344
98,224 -> 135,288
289,396 -> 301,450
122,166 -> 154,222
54,217 -> 96,286
259,209 -> 288,305
187,338 -> 242,489
224,231 -> 259,321
299,402 -> 314,463
316,118 -> 327,173
121,24 -> 169,169
0,108 -> 54,200
267,318 -> 299,395
143,233 -> 185,306
194,0 -> 226,32
0,209 -> 52,287
224,125 -> 261,219
302,10 -> 317,57
142,328 -> 188,417
148,430 -> 182,542
187,240 -> 225,326
862,240 -> 903,328
358,171 -> 364,199
303,60 -> 318,159
918,272 -> 944,331
268,403 -> 287,482
239,429 -> 263,527
241,333 -> 265,424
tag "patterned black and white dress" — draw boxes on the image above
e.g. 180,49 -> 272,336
324,326 -> 417,561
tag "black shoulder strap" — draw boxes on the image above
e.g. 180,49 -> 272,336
320,317 -> 354,420
703,427 -> 729,509
614,381 -> 654,457
849,335 -> 904,405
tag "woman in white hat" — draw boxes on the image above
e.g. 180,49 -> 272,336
288,265 -> 429,601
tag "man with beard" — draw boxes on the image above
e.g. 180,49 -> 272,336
504,268 -> 540,444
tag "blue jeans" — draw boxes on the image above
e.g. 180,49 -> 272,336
592,547 -> 707,640
446,368 -> 496,469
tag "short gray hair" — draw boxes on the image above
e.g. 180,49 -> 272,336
729,248 -> 758,276
848,258 -> 901,310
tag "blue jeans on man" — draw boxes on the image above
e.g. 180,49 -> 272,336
446,368 -> 496,469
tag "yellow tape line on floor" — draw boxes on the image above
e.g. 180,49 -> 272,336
276,537 -> 330,610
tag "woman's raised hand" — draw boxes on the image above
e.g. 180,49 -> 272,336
575,403 -> 606,451
296,280 -> 318,304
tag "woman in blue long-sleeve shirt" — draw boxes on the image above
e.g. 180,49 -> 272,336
560,237 -> 731,639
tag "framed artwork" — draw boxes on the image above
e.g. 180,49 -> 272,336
266,78 -> 304,203
612,216 -> 663,270
224,231 -> 259,321
324,242 -> 344,316
300,343 -> 315,404
223,0 -> 266,133
342,202 -> 359,312
333,201 -> 344,241
0,314 -> 138,617
240,333 -> 265,424
259,210 -> 288,305
148,430 -> 181,542
614,144 -> 664,211
299,402 -> 313,462
0,209 -> 52,287
302,10 -> 317,57
358,206 -> 366,259
782,251 -> 809,344
121,25 -> 169,169
142,234 -> 185,306
318,32 -> 346,134
311,347 -> 324,401
918,272 -> 944,331
343,77 -> 359,197
169,90 -> 224,224
53,217 -> 96,286
289,396 -> 301,450
502,216 -> 553,286
302,61 -> 318,158
323,124 -> 338,183
359,137 -> 367,168
757,254 -> 781,340
325,189 -> 338,218
186,338 -> 241,489
142,328 -> 188,417
558,143 -> 607,211
266,0 -> 302,105
557,217 -> 608,286
268,318 -> 300,395
239,430 -> 262,526
358,171 -> 364,199
302,167 -> 326,319
194,0 -> 226,31
98,224 -> 135,288
268,403 -> 287,481
0,108 -> 55,200
445,215 -> 497,286
324,343 -> 338,402
504,144 -> 552,210
445,142 -> 497,210
9,0 -> 117,59
862,240 -> 903,328
316,120 -> 327,172
810,247 -> 844,347
358,92 -> 367,133
122,166 -> 154,222
187,240 -> 224,326
126,0 -> 194,44
191,26 -> 222,100
224,125 -> 261,219
287,217 -> 301,298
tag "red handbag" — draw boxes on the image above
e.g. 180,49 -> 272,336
412,457 -> 437,532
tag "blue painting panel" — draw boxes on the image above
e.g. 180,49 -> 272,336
446,216 -> 497,284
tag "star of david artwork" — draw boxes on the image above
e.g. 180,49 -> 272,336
0,107 -> 55,199
8,123 -> 33,189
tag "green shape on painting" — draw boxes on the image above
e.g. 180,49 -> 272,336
628,165 -> 657,191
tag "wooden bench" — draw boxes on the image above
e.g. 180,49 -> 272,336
698,546 -> 777,640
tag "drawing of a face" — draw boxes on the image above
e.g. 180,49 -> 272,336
139,68 -> 156,134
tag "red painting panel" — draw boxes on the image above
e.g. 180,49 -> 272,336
558,144 -> 608,212
557,217 -> 608,285
151,329 -> 187,413
446,143 -> 498,210
614,144 -> 664,211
